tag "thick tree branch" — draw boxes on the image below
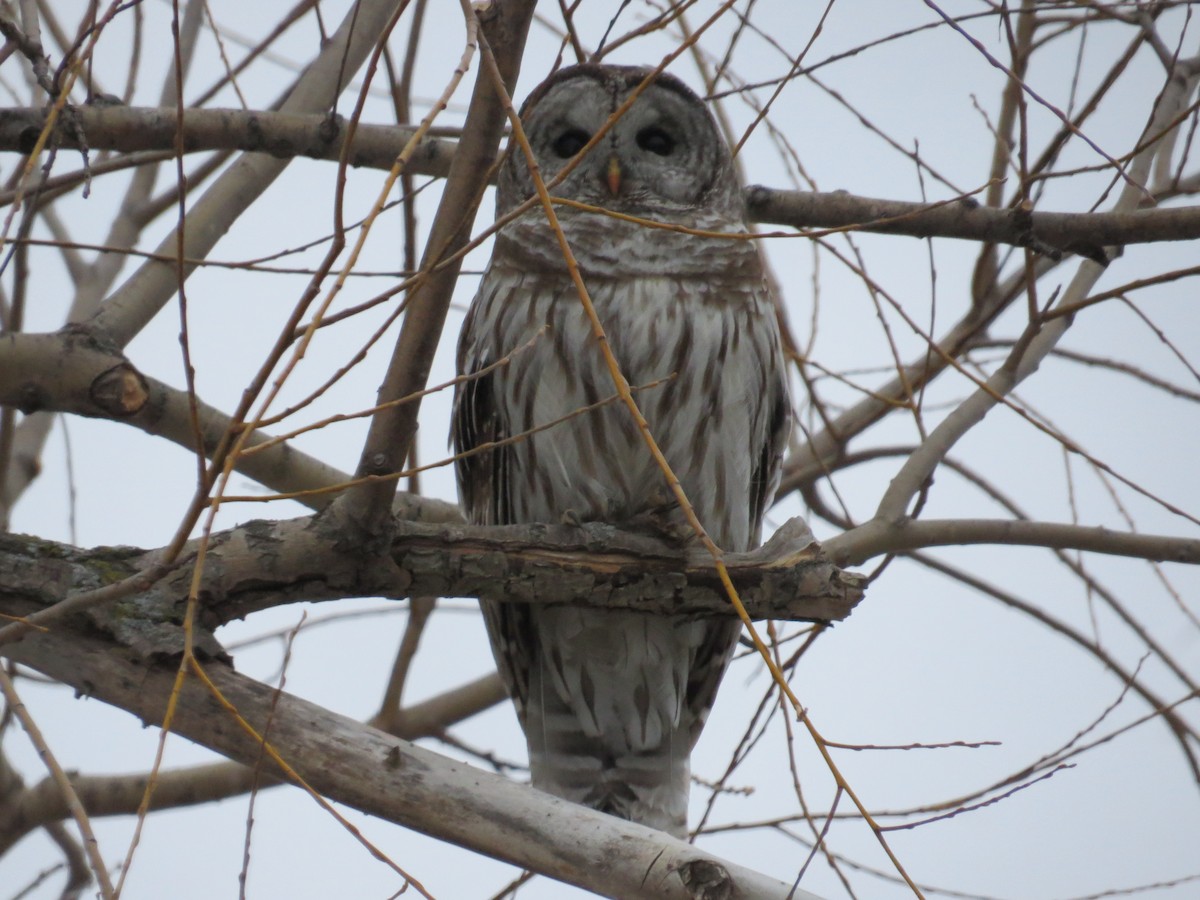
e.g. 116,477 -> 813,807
0,7 -> 210,518
2,627 -> 820,900
0,516 -> 862,645
0,672 -> 506,856
0,762 -> 270,857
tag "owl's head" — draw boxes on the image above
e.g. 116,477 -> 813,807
496,64 -> 745,222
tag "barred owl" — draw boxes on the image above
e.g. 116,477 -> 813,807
453,64 -> 790,837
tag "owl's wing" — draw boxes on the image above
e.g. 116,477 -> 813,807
452,330 -> 534,717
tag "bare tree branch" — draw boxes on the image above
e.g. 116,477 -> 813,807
0,670 -> 506,855
824,517 -> 1200,569
872,45 -> 1197,525
3,105 -> 1198,254
347,0 -> 536,533
0,515 -> 863,640
0,105 -> 457,177
0,331 -> 350,510
3,625 -> 822,900
746,185 -> 1200,254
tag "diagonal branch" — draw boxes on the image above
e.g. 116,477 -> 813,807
346,0 -> 535,534
0,331 -> 351,511
0,515 -> 863,646
2,624 -> 822,900
872,44 -> 1197,525
0,672 -> 506,856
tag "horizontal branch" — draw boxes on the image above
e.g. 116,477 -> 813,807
2,106 -> 1197,252
0,105 -> 456,178
385,515 -> 861,620
745,186 -> 1200,255
0,515 -> 863,660
3,625 -> 817,900
824,516 -> 1200,568
0,762 -> 265,856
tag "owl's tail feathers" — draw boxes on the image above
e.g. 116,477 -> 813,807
527,717 -> 691,839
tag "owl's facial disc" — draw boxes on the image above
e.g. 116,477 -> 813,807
496,65 -> 740,224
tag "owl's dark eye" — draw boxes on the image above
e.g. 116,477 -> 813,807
636,126 -> 676,156
552,128 -> 590,158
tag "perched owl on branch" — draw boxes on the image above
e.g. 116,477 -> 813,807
453,64 -> 791,837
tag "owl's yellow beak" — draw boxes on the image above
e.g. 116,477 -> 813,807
605,156 -> 622,196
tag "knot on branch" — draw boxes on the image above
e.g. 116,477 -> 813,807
677,859 -> 733,900
90,364 -> 149,417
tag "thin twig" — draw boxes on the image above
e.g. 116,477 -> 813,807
0,667 -> 114,898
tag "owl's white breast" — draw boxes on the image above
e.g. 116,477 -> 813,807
477,256 -> 782,552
